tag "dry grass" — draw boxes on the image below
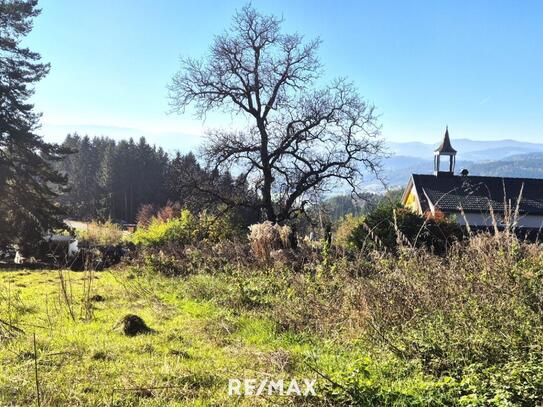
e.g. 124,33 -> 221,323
76,220 -> 125,246
3,225 -> 541,405
248,222 -> 292,262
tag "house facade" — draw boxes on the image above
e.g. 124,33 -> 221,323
401,129 -> 543,232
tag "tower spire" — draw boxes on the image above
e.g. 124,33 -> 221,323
435,126 -> 456,154
434,127 -> 457,175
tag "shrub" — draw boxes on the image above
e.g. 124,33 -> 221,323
130,209 -> 235,248
156,201 -> 183,223
334,213 -> 364,249
76,220 -> 124,246
136,203 -> 156,227
130,210 -> 242,276
348,203 -> 465,254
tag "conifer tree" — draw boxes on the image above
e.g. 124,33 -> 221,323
0,0 -> 70,252
97,140 -> 116,219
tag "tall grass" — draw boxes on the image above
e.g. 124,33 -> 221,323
76,220 -> 124,246
248,221 -> 292,262
178,225 -> 543,405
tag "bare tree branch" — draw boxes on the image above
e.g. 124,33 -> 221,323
169,4 -> 384,222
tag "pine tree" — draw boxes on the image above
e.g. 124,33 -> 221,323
0,0 -> 70,252
97,139 -> 116,219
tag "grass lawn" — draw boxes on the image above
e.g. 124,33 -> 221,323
0,267 -> 336,406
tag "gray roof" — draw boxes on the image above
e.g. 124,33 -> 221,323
410,174 -> 543,214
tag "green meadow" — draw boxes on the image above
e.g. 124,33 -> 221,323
0,268 -> 344,406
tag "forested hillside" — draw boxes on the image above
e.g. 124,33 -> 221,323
468,152 -> 543,178
55,134 -> 255,222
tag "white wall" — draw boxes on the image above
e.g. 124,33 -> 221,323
453,212 -> 543,229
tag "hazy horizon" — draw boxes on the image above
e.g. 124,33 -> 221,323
40,124 -> 543,157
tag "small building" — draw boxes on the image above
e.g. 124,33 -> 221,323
402,128 -> 543,232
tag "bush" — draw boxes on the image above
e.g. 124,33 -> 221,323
156,201 -> 183,223
136,203 -> 156,227
334,213 -> 364,249
130,210 -> 195,247
130,209 -> 242,276
76,220 -> 124,246
130,209 -> 235,248
348,203 -> 465,254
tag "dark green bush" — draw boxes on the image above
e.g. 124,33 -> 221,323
348,203 -> 465,254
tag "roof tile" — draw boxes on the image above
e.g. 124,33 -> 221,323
412,174 -> 543,214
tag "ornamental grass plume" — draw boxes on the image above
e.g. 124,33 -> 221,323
248,221 -> 292,262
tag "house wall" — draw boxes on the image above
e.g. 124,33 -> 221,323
454,212 -> 543,229
404,185 -> 420,213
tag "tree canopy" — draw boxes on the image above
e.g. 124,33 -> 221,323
0,0 -> 70,252
54,134 -> 259,225
169,4 -> 384,222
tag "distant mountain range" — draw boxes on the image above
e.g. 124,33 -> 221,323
365,139 -> 543,191
388,139 -> 543,161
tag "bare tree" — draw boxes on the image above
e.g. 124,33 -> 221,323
169,5 -> 384,222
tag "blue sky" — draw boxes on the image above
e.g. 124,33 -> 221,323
27,0 -> 543,152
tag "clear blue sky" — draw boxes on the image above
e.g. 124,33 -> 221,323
27,0 -> 543,152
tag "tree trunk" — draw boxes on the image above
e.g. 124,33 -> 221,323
258,121 -> 276,222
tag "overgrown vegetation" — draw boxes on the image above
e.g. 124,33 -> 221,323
76,220 -> 125,246
154,227 -> 543,405
248,221 -> 293,262
3,204 -> 543,405
130,209 -> 235,248
121,202 -> 543,405
344,203 -> 465,254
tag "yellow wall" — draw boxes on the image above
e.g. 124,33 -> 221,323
403,186 -> 419,213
